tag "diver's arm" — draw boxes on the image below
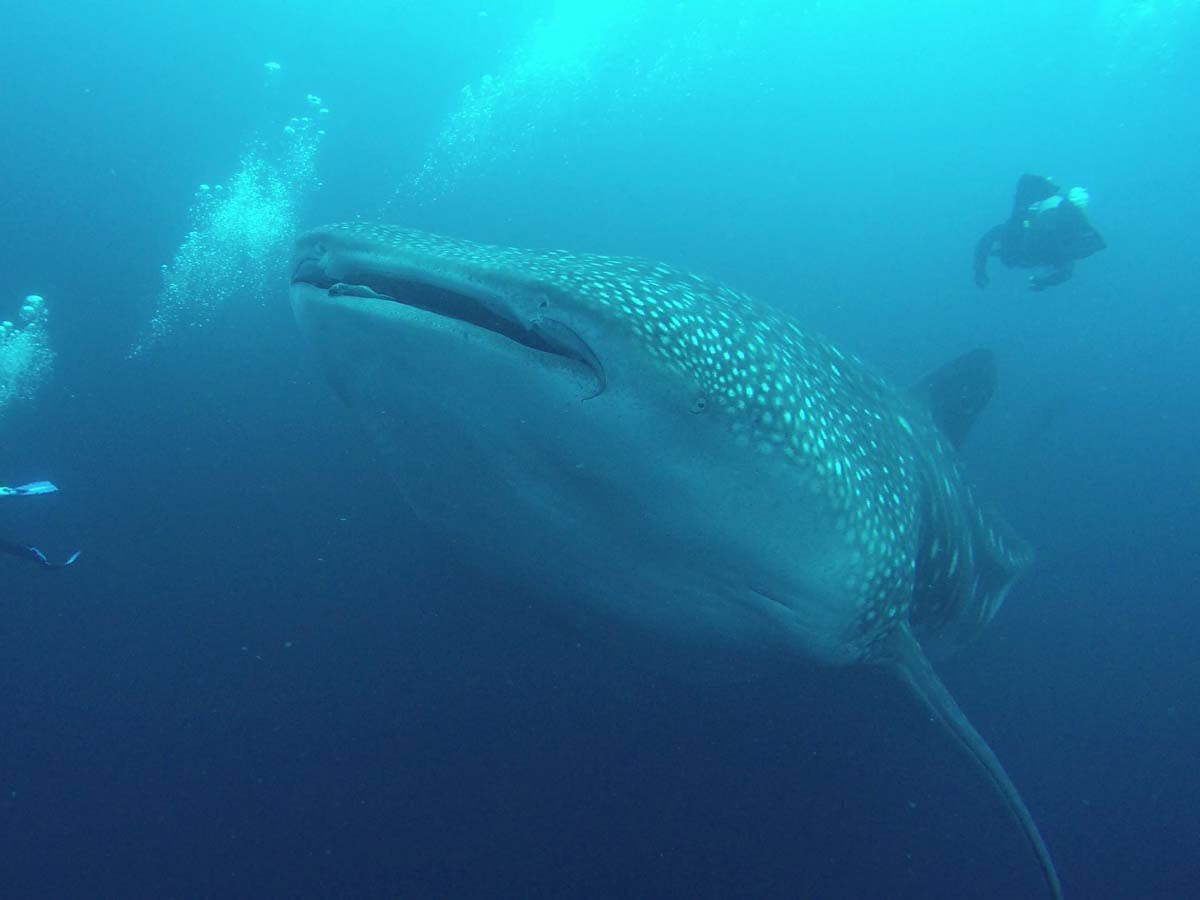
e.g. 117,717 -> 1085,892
0,535 -> 79,568
1029,261 -> 1073,292
973,225 -> 1003,288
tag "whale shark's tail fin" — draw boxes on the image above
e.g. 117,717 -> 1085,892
884,625 -> 1063,900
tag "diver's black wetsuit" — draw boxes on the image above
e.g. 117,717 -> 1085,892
0,482 -> 79,568
974,174 -> 1106,292
1,536 -> 48,565
0,535 -> 74,568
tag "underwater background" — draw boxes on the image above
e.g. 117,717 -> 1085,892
1,1 -> 1197,897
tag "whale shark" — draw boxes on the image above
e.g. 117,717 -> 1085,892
289,223 -> 1062,899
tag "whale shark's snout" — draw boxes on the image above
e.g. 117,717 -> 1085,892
290,227 -> 606,399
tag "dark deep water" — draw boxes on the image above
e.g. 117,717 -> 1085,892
1,2 -> 1197,897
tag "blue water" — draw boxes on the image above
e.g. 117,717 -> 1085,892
2,2 -> 1197,897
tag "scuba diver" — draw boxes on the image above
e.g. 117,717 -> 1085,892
1,480 -> 80,568
974,173 -> 1106,292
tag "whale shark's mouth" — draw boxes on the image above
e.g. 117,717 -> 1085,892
291,257 -> 605,395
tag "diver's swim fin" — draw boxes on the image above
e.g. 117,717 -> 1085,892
25,546 -> 80,568
8,481 -> 59,496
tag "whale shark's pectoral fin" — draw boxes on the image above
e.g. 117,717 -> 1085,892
883,626 -> 1063,900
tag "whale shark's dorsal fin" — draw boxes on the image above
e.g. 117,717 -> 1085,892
914,348 -> 997,450
883,626 -> 1063,900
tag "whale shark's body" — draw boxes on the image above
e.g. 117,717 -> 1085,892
290,223 -> 1062,898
